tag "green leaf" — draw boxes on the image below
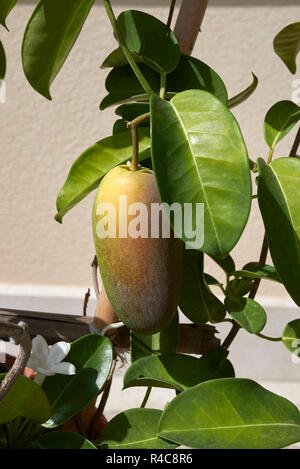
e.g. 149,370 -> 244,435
166,54 -> 228,104
55,128 -> 150,223
97,408 -> 177,449
3,417 -> 44,449
150,90 -> 251,257
101,46 -> 141,69
232,262 -> 281,282
158,378 -> 300,449
124,351 -> 234,392
112,119 -> 128,135
0,0 -> 18,30
204,273 -> 222,285
39,431 -> 96,449
117,10 -> 180,74
115,102 -> 149,122
209,254 -> 235,275
274,22 -> 300,74
0,40 -> 6,79
282,319 -> 300,356
131,311 -> 178,363
227,73 -> 258,109
42,334 -> 113,428
22,0 -> 95,99
264,100 -> 300,150
257,157 -> 300,306
100,63 -> 159,110
225,296 -> 267,334
179,249 -> 226,324
0,375 -> 50,424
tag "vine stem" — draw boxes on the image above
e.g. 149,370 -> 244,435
167,0 -> 177,28
103,0 -> 153,97
222,124 -> 300,351
140,386 -> 152,408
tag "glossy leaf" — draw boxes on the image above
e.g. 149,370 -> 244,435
167,54 -> 227,104
112,119 -> 128,135
0,40 -> 6,79
227,73 -> 258,109
204,273 -> 222,285
274,22 -> 300,74
100,63 -> 159,110
179,249 -> 226,324
150,90 -> 251,258
117,10 -> 180,74
257,157 -> 300,306
115,102 -> 149,122
124,351 -> 234,391
101,46 -> 140,69
209,254 -> 235,275
97,408 -> 177,449
42,334 -> 113,428
232,262 -> 281,282
228,278 -> 254,298
130,311 -> 178,363
55,128 -> 150,223
225,296 -> 267,334
0,0 -> 18,30
158,378 -> 300,449
264,100 -> 300,150
39,431 -> 96,449
22,0 -> 95,99
0,375 -> 50,424
282,319 -> 300,356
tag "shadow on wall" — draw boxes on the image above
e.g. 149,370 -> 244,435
19,0 -> 300,6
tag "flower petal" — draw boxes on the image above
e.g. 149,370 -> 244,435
52,362 -> 76,375
31,335 -> 49,358
48,341 -> 70,364
37,367 -> 55,376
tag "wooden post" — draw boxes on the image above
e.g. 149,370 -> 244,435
174,0 -> 209,55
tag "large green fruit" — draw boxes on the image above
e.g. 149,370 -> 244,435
92,164 -> 182,334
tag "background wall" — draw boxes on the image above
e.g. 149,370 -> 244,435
1,1 -> 300,385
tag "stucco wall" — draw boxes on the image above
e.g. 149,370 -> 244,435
1,0 -> 299,302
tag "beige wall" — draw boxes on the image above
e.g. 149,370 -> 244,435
1,0 -> 299,301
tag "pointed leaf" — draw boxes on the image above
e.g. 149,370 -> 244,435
55,128 -> 150,223
0,40 -> 6,79
97,408 -> 177,449
227,73 -> 258,109
39,431 -> 96,449
282,319 -> 300,356
117,10 -> 180,74
150,90 -> 251,257
124,351 -> 234,391
257,157 -> 300,306
42,334 -> 113,428
131,311 -> 178,363
158,378 -> 300,449
22,0 -> 95,99
225,296 -> 267,334
264,100 -> 300,150
101,46 -> 140,69
232,262 -> 281,282
115,102 -> 149,122
0,0 -> 18,30
0,375 -> 50,424
274,22 -> 300,74
167,54 -> 227,104
179,249 -> 226,324
209,254 -> 235,275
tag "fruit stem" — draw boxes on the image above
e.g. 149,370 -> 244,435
103,0 -> 154,97
131,125 -> 139,172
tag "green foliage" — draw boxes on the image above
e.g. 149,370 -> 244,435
232,262 -> 281,282
273,22 -> 300,74
22,0 -> 95,99
38,431 -> 96,449
115,102 -> 150,122
150,90 -> 251,257
257,158 -> 300,306
264,100 -> 300,150
158,378 -> 300,449
0,40 -> 6,79
130,311 -> 178,363
42,334 -> 113,428
1,417 -> 44,449
282,319 -> 300,356
0,0 -> 18,30
97,408 -> 177,449
55,128 -> 150,223
225,296 -> 267,334
227,73 -> 258,108
124,351 -> 234,391
179,249 -> 226,324
0,375 -> 50,424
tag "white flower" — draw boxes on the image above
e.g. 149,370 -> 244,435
27,335 -> 76,385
